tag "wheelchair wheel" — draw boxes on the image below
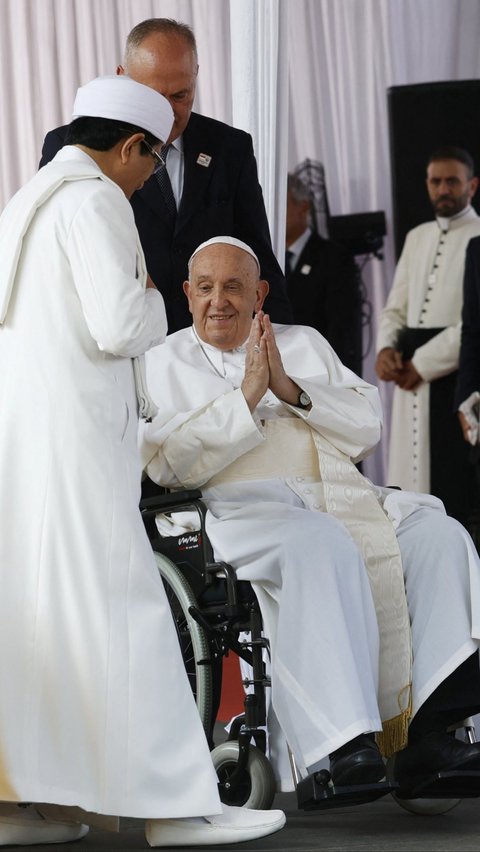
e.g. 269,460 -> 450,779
385,756 -> 461,815
211,741 -> 276,810
154,552 -> 213,735
391,792 -> 461,815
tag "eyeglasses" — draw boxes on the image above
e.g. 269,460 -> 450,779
141,139 -> 165,173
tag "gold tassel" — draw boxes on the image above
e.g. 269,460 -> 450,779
376,686 -> 413,758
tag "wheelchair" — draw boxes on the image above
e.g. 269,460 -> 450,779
141,486 -> 277,810
140,485 -> 480,816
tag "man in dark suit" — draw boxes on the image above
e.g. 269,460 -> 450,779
456,236 -> 480,431
285,173 -> 362,375
455,237 -> 480,523
40,17 -> 292,333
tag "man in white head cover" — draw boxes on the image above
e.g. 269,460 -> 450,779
0,84 -> 285,847
142,235 -> 480,802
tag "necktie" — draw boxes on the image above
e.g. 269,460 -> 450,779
155,144 -> 177,220
285,249 -> 294,275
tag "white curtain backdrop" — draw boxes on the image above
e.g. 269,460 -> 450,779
229,0 -> 289,260
1,0 -> 480,481
0,0 -> 233,202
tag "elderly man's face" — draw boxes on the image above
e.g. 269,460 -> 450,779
120,34 -> 198,142
184,244 -> 269,350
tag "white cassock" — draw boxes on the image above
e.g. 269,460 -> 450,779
142,324 -> 480,791
376,207 -> 480,493
0,147 -> 222,821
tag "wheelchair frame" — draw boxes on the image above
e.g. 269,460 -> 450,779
141,488 -> 277,809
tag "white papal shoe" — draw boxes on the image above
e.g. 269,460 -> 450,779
145,803 -> 286,847
0,803 -> 89,846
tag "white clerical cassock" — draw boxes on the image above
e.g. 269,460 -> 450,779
376,207 -> 480,494
142,323 -> 480,791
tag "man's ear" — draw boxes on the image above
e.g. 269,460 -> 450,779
119,133 -> 144,165
255,279 -> 269,312
183,280 -> 193,312
470,176 -> 479,199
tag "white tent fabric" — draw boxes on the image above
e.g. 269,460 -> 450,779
1,0 -> 480,481
229,0 -> 289,261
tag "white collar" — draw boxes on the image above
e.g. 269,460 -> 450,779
169,135 -> 184,154
190,325 -> 248,379
436,204 -> 473,231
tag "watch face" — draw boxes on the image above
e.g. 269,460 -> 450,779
299,391 -> 311,408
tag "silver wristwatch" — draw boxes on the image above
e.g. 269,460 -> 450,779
298,390 -> 311,409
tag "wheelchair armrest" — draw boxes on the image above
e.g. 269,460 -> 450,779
140,489 -> 204,515
140,489 -> 217,577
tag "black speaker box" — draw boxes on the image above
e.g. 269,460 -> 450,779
329,211 -> 386,258
387,80 -> 480,259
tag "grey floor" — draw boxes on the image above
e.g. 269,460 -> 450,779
16,740 -> 480,852
11,723 -> 480,851
27,794 -> 480,851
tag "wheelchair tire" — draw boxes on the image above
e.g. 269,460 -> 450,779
391,792 -> 461,816
211,741 -> 276,810
154,552 -> 213,735
385,757 -> 461,815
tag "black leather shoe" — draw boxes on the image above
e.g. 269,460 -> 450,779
393,731 -> 480,790
329,734 -> 385,786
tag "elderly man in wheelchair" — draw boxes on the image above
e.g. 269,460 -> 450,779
139,235 -> 480,814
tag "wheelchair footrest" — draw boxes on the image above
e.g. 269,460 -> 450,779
396,769 -> 480,800
297,770 -> 397,811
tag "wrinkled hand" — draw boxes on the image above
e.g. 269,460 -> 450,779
395,360 -> 422,391
375,347 -> 403,381
241,312 -> 270,412
241,313 -> 303,412
458,391 -> 480,446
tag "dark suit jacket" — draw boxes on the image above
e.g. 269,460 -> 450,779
455,236 -> 480,409
286,231 -> 362,374
40,113 -> 292,332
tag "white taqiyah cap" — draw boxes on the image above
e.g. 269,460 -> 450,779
188,236 -> 260,274
72,75 -> 174,143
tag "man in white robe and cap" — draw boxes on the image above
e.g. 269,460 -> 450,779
141,235 -> 480,800
375,146 -> 480,528
0,79 -> 285,847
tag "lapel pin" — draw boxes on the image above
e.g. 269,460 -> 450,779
300,264 -> 312,275
197,153 -> 212,167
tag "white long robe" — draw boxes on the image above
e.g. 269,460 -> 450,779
376,208 -> 480,493
142,325 -> 480,789
0,148 -> 221,819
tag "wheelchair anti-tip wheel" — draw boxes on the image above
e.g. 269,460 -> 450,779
155,552 -> 213,734
211,740 -> 277,810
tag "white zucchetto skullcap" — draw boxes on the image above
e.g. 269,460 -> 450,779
188,236 -> 260,274
72,75 -> 174,143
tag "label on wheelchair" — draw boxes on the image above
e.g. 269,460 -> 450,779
178,532 -> 202,551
